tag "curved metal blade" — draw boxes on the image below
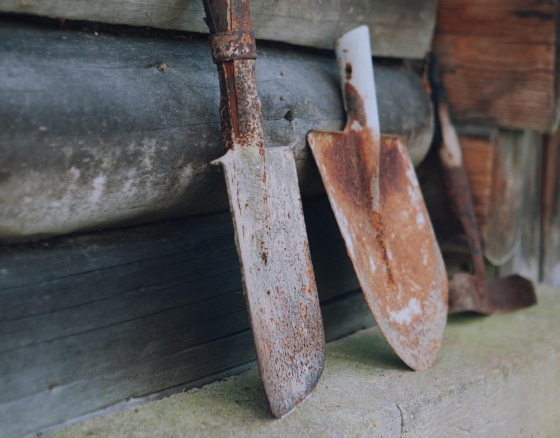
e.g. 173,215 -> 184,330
307,26 -> 447,371
448,274 -> 536,314
214,145 -> 325,417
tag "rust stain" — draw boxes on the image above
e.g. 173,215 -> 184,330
203,0 -> 325,419
308,86 -> 447,371
429,52 -> 537,315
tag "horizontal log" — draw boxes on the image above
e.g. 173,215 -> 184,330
433,0 -> 559,132
0,0 -> 437,59
0,195 -> 373,437
0,18 -> 434,243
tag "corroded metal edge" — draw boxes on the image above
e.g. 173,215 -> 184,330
214,146 -> 325,417
307,27 -> 447,371
308,132 -> 447,371
204,0 -> 325,417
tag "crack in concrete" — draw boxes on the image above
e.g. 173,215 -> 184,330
395,403 -> 404,437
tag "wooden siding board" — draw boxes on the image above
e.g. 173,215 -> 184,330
0,0 -> 437,59
542,131 -> 560,286
433,0 -> 559,132
0,195 -> 374,437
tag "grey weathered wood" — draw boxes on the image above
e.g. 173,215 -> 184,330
0,195 -> 372,437
543,131 -> 560,286
0,0 -> 437,59
482,130 -> 529,266
0,18 -> 434,243
507,132 -> 543,282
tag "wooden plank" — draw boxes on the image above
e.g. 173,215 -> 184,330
482,130 -> 529,266
542,131 -> 560,286
0,18 -> 435,243
436,0 -> 556,44
0,195 -> 373,437
510,132 -> 543,282
460,130 -> 543,280
0,0 -> 437,59
461,134 -> 495,234
433,0 -> 559,132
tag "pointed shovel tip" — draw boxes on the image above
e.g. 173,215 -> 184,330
267,360 -> 325,419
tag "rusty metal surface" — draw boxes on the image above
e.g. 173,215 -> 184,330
210,29 -> 257,63
202,0 -> 325,418
442,163 -> 537,314
429,53 -> 537,315
308,26 -> 447,372
448,273 -> 536,314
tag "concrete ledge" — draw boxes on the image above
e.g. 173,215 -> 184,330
50,286 -> 560,437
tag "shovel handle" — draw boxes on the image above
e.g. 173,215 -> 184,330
429,54 -> 486,288
334,26 -> 380,139
202,0 -> 264,153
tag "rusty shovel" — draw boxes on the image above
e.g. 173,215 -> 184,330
428,53 -> 537,315
307,26 -> 448,371
202,0 -> 325,418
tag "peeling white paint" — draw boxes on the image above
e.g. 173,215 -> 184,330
406,165 -> 419,187
369,256 -> 376,273
351,120 -> 363,132
390,298 -> 421,324
407,184 -> 421,203
416,212 -> 425,227
421,248 -> 428,266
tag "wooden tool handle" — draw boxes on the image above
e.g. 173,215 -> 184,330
335,26 -> 380,138
202,0 -> 264,152
429,53 -> 486,287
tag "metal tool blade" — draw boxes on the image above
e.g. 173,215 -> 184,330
202,0 -> 325,418
307,26 -> 447,371
214,145 -> 325,417
428,52 -> 537,316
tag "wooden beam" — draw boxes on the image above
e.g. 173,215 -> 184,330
0,0 -> 438,59
433,0 -> 560,132
0,18 -> 434,243
0,195 -> 374,438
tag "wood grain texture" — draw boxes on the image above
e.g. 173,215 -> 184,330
0,195 -> 373,437
0,18 -> 434,243
483,131 -> 529,266
436,0 -> 556,44
461,134 -> 495,234
433,0 -> 559,132
510,132 -> 543,282
0,0 -> 437,59
458,130 -> 542,276
542,131 -> 560,286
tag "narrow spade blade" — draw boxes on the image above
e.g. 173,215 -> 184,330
214,145 -> 325,418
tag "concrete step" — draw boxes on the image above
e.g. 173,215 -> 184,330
49,285 -> 560,437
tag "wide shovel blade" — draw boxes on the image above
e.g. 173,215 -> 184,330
448,274 -> 536,314
202,0 -> 325,418
307,26 -> 447,371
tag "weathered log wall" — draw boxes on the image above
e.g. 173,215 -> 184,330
0,0 -> 438,59
0,195 -> 374,438
0,18 -> 434,243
